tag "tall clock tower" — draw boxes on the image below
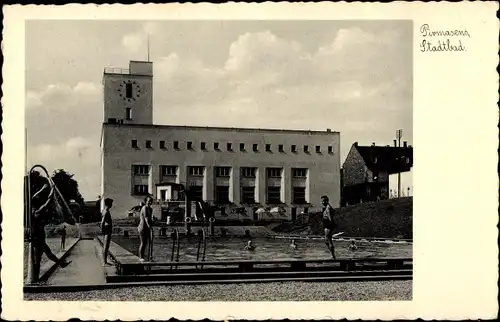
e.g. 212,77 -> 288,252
102,60 -> 153,125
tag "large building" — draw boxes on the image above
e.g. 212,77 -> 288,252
100,61 -> 341,220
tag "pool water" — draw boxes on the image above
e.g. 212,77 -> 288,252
113,236 -> 412,262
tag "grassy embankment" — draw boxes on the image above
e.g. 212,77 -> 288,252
272,197 -> 413,239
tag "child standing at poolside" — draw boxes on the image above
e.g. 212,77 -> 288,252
60,225 -> 66,251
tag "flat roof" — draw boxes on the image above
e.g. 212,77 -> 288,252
103,122 -> 340,135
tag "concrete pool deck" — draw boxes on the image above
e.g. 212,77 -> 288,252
47,239 -> 106,286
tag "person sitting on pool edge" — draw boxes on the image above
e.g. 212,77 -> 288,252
290,239 -> 298,250
244,240 -> 255,251
348,240 -> 358,251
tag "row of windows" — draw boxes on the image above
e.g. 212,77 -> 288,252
134,165 -> 309,178
132,184 -> 307,205
131,139 -> 334,154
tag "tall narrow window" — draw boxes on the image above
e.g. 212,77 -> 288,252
267,187 -> 282,204
241,186 -> 256,204
146,140 -> 152,148
293,187 -> 306,204
133,165 -> 150,176
215,186 -> 230,204
241,167 -> 256,178
126,83 -> 133,98
215,167 -> 231,177
126,108 -> 132,120
292,168 -> 307,178
188,166 -> 204,176
131,140 -> 138,148
161,166 -> 177,176
174,141 -> 179,150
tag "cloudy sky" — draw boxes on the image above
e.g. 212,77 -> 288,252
26,20 -> 413,200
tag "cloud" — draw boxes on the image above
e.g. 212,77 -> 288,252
122,22 -> 159,53
225,30 -> 304,73
122,33 -> 144,53
29,137 -> 100,199
153,27 -> 411,134
25,81 -> 102,150
26,82 -> 101,111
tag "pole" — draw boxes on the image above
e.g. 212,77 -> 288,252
147,34 -> 150,62
396,129 -> 403,198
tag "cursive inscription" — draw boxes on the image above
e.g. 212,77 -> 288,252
420,24 -> 470,52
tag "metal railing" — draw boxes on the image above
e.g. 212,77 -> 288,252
170,228 -> 180,271
146,229 -> 154,273
196,228 -> 208,270
103,67 -> 130,75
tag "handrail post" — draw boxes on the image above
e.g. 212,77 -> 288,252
170,229 -> 178,271
196,229 -> 203,269
200,228 -> 207,270
175,230 -> 180,269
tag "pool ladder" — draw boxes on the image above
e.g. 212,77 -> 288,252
196,227 -> 208,270
170,228 -> 181,271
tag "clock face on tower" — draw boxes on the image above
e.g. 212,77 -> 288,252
117,80 -> 142,102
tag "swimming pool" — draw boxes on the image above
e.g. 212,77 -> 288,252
112,236 -> 412,262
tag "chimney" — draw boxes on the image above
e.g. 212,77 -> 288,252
403,141 -> 407,148
354,142 -> 358,147
326,128 -> 331,133
393,139 -> 397,147
371,142 -> 376,147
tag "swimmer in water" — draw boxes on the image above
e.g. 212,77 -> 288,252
244,240 -> 255,251
348,240 -> 358,251
290,239 -> 298,250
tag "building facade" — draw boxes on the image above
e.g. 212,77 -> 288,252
341,142 -> 413,206
100,61 -> 341,220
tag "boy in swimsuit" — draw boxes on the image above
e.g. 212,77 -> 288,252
101,198 -> 113,265
31,183 -> 71,282
321,195 -> 336,259
138,196 -> 153,261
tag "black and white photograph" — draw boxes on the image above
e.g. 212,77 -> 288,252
22,18 -> 414,301
1,2 -> 498,321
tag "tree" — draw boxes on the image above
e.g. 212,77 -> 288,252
25,169 -> 85,225
51,169 -> 85,205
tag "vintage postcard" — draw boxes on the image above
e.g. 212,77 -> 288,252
1,2 -> 498,321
